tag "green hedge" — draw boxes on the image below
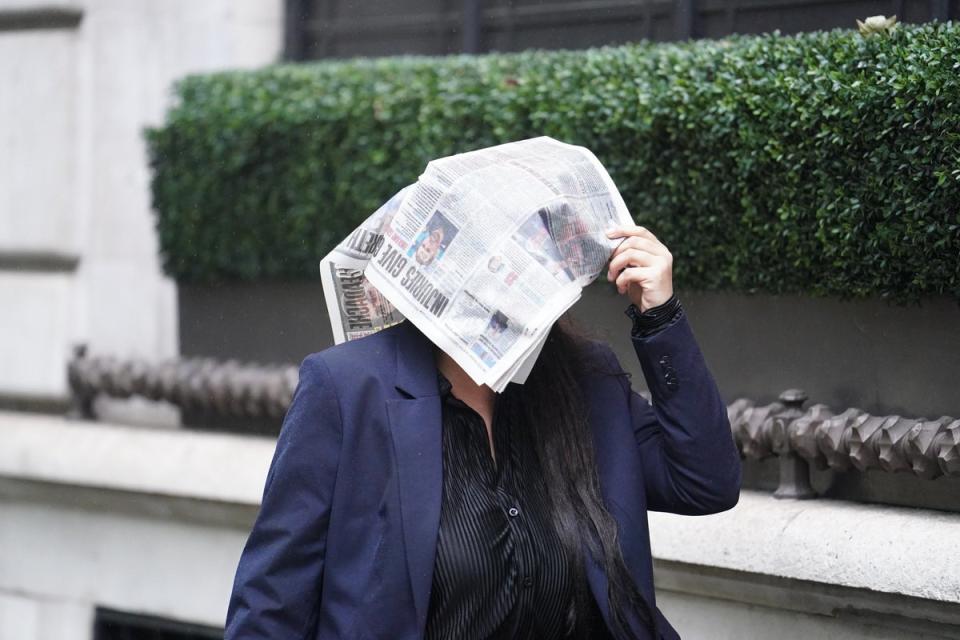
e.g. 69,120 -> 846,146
147,23 -> 960,302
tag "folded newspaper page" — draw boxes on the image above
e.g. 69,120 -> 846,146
320,136 -> 634,392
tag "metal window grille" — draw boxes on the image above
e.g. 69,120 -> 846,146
286,0 -> 960,61
93,608 -> 222,640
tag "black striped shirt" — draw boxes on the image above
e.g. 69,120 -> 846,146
424,300 -> 681,639
424,373 -> 609,640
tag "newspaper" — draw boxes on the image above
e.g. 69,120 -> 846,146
320,136 -> 634,392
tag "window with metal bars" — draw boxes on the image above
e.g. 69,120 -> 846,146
284,0 -> 960,61
93,608 -> 222,640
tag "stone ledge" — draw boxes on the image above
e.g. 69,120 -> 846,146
0,5 -> 83,32
0,411 -> 274,507
0,250 -> 80,273
654,560 -> 960,636
0,392 -> 70,415
649,489 -> 960,605
4,411 -> 958,613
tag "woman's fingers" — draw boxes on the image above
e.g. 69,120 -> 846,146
607,232 -> 672,281
607,227 -> 669,259
607,247 -> 660,281
607,225 -> 661,244
606,225 -> 674,308
614,265 -> 656,295
610,235 -> 665,258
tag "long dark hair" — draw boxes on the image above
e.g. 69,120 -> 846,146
513,314 -> 656,639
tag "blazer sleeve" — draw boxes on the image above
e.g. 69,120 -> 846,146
224,353 -> 343,639
609,312 -> 742,515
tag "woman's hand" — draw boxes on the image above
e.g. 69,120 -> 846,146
605,225 -> 674,312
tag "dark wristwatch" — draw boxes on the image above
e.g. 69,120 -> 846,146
624,294 -> 683,338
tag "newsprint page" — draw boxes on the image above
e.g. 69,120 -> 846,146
320,136 -> 633,392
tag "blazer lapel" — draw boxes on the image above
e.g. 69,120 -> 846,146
386,321 -> 443,632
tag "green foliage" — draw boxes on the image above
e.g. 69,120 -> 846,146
147,23 -> 960,302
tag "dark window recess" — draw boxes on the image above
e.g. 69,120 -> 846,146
93,608 -> 223,640
286,0 -> 960,61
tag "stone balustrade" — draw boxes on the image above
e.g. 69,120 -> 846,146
729,389 -> 960,497
67,349 -> 960,494
67,345 -> 298,421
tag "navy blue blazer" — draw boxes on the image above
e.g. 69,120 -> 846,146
225,313 -> 741,639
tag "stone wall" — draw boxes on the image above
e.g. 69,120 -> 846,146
2,410 -> 958,639
0,410 -> 268,638
0,0 -> 284,416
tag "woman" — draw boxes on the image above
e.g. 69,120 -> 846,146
224,225 -> 742,639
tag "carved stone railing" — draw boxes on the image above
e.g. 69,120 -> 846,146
68,348 -> 960,493
729,389 -> 960,498
67,345 -> 298,421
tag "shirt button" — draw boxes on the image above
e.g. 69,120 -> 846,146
508,507 -> 520,517
523,576 -> 533,588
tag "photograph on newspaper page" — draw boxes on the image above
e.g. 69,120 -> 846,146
319,186 -> 410,343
